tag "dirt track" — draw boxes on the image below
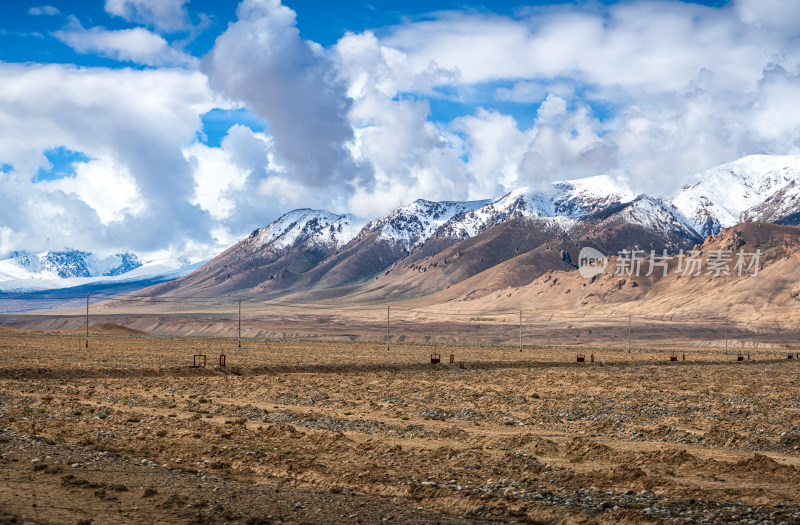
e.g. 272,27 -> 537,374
1,330 -> 800,523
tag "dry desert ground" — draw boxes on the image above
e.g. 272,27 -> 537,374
1,327 -> 800,524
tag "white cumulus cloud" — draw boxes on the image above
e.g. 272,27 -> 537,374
0,62 -> 220,255
29,5 -> 61,16
7,0 -> 800,260
203,0 -> 366,194
105,0 -> 191,33
54,19 -> 196,67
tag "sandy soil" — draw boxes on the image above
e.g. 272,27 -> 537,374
1,329 -> 800,524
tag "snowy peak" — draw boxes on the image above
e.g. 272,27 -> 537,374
100,252 -> 144,276
40,250 -> 93,278
743,180 -> 800,223
364,199 -> 492,248
8,251 -> 37,273
436,175 -> 634,240
612,196 -> 700,240
552,174 -> 636,217
248,209 -> 363,251
670,154 -> 800,236
0,249 -> 142,280
719,154 -> 800,194
488,188 -> 553,217
434,189 -> 551,240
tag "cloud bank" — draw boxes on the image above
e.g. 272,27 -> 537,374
2,0 -> 800,260
104,0 -> 191,33
203,0 -> 363,191
54,18 -> 196,66
0,63 -> 217,257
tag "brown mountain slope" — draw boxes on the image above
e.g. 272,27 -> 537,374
297,205 -> 700,306
143,229 -> 413,302
275,231 -> 409,292
452,222 -> 800,321
139,198 -> 702,305
141,232 -> 337,299
256,217 -> 567,304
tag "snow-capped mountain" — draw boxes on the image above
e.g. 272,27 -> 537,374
434,174 -> 635,240
361,199 -> 491,249
433,189 -> 552,240
142,209 -> 367,299
607,196 -> 700,240
11,153 -> 800,306
247,209 -> 363,252
0,251 -> 201,295
118,153 -> 800,303
101,252 -> 143,276
742,180 -> 800,224
0,250 -> 143,280
233,175 -> 634,260
552,174 -> 636,216
670,154 -> 800,237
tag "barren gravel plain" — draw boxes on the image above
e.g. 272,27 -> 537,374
1,328 -> 800,524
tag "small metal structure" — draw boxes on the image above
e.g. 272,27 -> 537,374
430,353 -> 441,364
192,354 -> 207,368
449,354 -> 454,364
576,353 -> 585,363
219,354 -> 226,367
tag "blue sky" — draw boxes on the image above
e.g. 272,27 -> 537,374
0,0 -> 798,259
0,0 -> 609,144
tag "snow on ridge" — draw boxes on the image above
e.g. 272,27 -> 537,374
670,153 -> 800,236
10,154 -> 800,291
435,189 -> 552,240
0,259 -> 205,293
0,250 -> 142,281
553,173 -> 634,196
616,196 -> 699,239
490,187 -> 553,215
743,180 -> 800,222
366,199 -> 492,248
437,175 -> 634,240
250,209 -> 363,250
245,173 -> 639,254
552,174 -> 636,217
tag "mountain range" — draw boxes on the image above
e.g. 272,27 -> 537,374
134,154 -> 800,305
0,250 -> 143,281
2,152 -> 799,312
0,250 -> 202,313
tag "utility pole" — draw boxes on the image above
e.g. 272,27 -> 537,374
519,310 -> 522,353
386,305 -> 390,351
628,313 -> 631,353
85,293 -> 89,348
238,298 -> 242,349
725,316 -> 728,355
